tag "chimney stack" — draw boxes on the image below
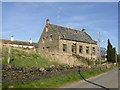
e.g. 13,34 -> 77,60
82,28 -> 86,32
10,35 -> 14,41
46,19 -> 50,24
29,38 -> 32,44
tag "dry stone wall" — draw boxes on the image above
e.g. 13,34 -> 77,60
2,64 -> 113,83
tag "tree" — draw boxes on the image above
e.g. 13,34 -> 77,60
110,48 -> 116,63
117,54 -> 120,66
107,39 -> 116,63
107,39 -> 112,62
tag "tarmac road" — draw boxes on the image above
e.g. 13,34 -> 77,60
63,67 -> 119,89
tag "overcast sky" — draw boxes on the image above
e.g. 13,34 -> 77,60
2,2 -> 118,52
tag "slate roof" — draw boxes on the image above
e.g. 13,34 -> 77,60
48,24 -> 97,44
1,39 -> 38,47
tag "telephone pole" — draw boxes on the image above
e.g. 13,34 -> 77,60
98,32 -> 101,70
7,43 -> 11,64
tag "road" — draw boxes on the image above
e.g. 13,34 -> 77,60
63,68 -> 119,89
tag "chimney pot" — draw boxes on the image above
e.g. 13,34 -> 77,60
10,35 -> 14,41
46,19 -> 50,24
82,29 -> 86,32
29,38 -> 32,44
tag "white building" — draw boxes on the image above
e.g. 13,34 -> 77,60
1,36 -> 38,49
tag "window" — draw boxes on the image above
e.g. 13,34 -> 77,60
46,46 -> 50,49
50,35 -> 53,41
42,38 -> 45,43
86,46 -> 89,54
79,46 -> 83,53
62,35 -> 65,38
43,37 -> 45,40
72,44 -> 76,53
92,47 -> 95,54
46,47 -> 50,52
63,44 -> 67,52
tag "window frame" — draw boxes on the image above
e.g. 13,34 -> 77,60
79,45 -> 83,53
86,46 -> 89,54
63,44 -> 67,52
71,44 -> 76,53
92,47 -> 95,54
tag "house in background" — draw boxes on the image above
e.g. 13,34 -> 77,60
1,36 -> 38,49
38,19 -> 98,60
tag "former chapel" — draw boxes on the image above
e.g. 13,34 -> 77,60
38,19 -> 98,60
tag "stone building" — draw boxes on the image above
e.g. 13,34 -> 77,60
38,19 -> 98,60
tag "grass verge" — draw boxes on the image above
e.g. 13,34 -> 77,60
2,67 -> 115,88
2,47 -> 65,68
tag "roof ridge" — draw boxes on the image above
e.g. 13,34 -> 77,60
1,39 -> 37,44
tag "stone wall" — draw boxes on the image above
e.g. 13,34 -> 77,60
2,64 -> 113,83
38,24 -> 59,53
59,39 -> 98,60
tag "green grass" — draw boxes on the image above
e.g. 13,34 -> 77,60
2,47 -> 65,68
2,67 -> 114,88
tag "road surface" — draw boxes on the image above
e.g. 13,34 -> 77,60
63,68 -> 118,89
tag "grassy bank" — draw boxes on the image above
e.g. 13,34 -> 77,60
2,47 -> 65,68
2,67 -> 114,88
